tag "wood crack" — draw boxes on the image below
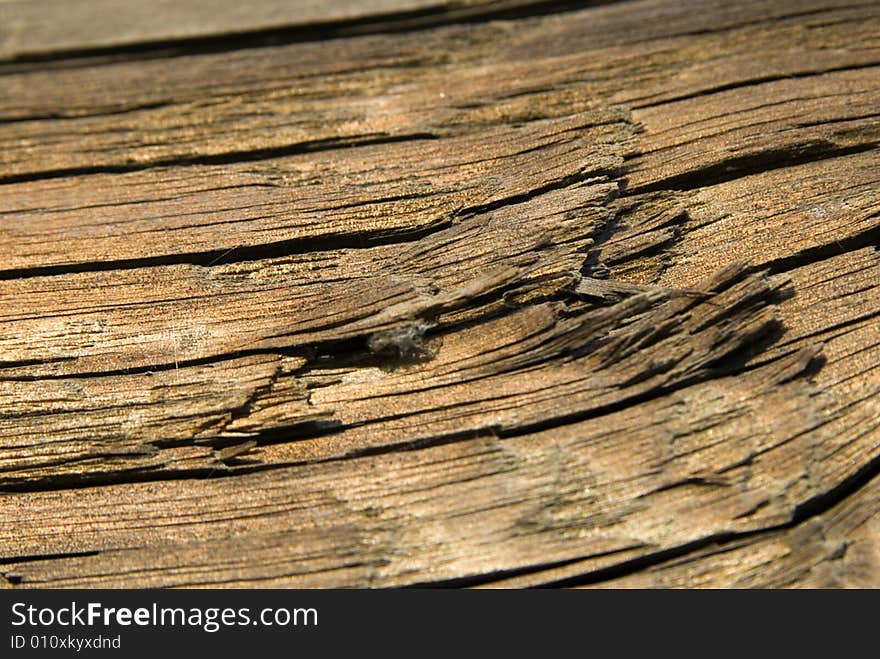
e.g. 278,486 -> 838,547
0,1 -> 619,69
629,61 -> 880,111
626,142 -> 879,194
3,0 -> 880,588
0,132 -> 440,186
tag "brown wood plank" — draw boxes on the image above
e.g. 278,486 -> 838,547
3,247 -> 879,586
581,471 -> 880,588
2,0 -> 880,588
1,0 -> 876,181
0,0 -> 559,61
0,112 -> 627,271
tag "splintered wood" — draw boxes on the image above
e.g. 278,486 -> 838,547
1,0 -> 879,588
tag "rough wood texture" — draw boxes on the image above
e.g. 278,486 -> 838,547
0,0 -> 574,61
2,0 -> 879,588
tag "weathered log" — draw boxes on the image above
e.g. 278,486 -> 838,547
1,0 -> 878,588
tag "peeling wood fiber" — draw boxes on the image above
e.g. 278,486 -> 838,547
1,0 -> 879,588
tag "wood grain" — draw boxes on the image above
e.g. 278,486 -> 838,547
0,0 -> 572,61
2,0 -> 879,588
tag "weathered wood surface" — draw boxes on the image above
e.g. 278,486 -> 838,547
0,0 -> 570,62
1,0 -> 878,588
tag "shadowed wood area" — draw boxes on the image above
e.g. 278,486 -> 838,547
1,0 -> 878,588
